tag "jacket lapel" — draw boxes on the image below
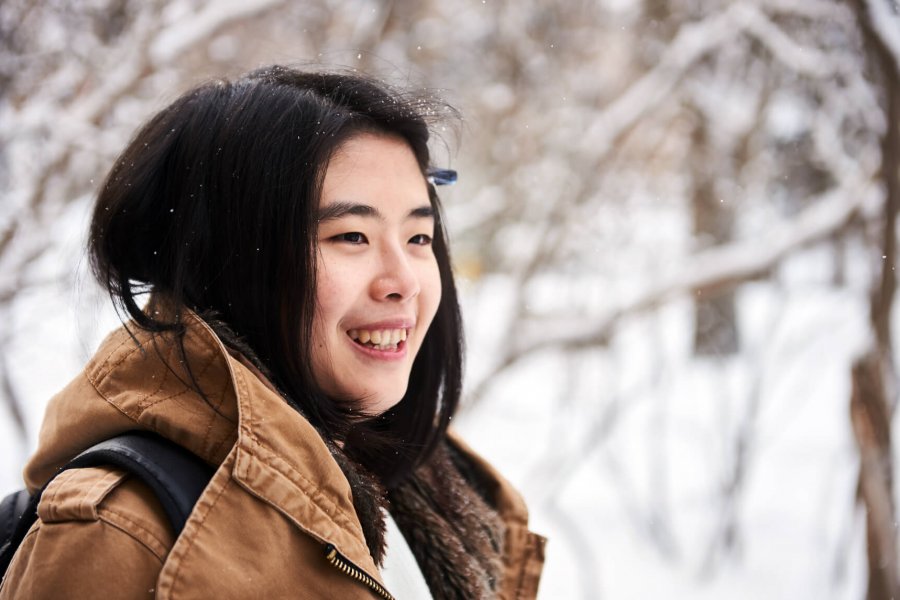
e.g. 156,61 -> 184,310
227,358 -> 382,578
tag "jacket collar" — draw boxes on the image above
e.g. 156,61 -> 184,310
29,311 -> 381,577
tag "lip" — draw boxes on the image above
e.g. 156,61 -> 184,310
346,336 -> 409,361
343,317 -> 415,362
344,318 -> 416,331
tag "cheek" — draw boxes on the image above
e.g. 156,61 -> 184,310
311,267 -> 343,386
421,263 -> 442,322
314,260 -> 349,329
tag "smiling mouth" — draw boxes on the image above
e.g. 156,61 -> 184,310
348,328 -> 409,351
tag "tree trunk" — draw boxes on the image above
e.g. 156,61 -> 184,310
690,109 -> 739,356
849,2 -> 900,597
852,352 -> 898,600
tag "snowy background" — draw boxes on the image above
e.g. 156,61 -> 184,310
2,0 -> 900,598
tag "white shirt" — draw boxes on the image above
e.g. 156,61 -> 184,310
379,510 -> 434,599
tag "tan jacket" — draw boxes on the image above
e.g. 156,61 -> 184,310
0,315 -> 545,599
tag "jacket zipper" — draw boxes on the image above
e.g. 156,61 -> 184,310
323,544 -> 396,600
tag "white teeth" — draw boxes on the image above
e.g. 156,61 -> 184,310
348,327 -> 409,350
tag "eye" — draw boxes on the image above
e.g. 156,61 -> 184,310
409,234 -> 433,246
334,232 -> 367,244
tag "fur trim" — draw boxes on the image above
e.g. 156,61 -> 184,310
389,442 -> 506,599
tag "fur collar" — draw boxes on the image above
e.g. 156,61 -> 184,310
389,441 -> 506,599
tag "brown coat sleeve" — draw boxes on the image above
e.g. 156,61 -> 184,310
0,467 -> 175,599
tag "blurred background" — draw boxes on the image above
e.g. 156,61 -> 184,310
2,0 -> 899,598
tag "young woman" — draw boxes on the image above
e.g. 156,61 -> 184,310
0,67 -> 545,599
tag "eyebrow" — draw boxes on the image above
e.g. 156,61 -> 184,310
317,202 -> 434,222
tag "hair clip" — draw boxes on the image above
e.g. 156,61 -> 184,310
427,169 -> 458,186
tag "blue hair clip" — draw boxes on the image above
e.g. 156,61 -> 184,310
427,169 -> 458,186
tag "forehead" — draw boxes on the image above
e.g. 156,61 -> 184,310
320,133 -> 429,210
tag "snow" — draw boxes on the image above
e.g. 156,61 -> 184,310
459,267 -> 871,599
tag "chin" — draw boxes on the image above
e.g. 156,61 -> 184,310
359,389 -> 406,416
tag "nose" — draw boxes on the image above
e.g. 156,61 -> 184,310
370,244 -> 420,301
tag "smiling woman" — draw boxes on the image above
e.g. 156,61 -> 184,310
0,67 -> 545,600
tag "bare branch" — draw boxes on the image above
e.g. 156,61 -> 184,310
864,0 -> 900,75
471,181 -> 872,398
149,0 -> 288,65
761,0 -> 853,20
740,4 -> 837,78
577,5 -> 762,159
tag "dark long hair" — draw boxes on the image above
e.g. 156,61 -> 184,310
88,66 -> 463,486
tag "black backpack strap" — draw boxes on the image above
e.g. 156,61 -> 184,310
65,431 -> 215,533
0,431 -> 215,575
0,490 -> 31,556
0,490 -> 41,574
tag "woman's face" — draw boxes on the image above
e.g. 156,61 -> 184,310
312,133 -> 442,414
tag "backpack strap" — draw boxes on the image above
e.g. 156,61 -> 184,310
65,431 -> 215,532
0,431 -> 215,574
0,490 -> 31,559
